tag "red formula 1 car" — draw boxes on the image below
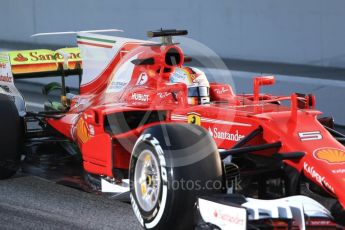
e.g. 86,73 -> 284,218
0,29 -> 344,229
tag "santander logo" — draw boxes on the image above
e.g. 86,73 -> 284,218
213,209 -> 245,226
209,127 -> 244,142
13,53 -> 28,62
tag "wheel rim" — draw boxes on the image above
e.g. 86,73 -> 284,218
134,150 -> 161,212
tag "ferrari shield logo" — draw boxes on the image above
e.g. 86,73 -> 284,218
187,113 -> 201,126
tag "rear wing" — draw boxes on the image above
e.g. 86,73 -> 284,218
5,47 -> 82,79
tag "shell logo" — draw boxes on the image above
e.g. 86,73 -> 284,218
314,148 -> 345,164
76,118 -> 90,143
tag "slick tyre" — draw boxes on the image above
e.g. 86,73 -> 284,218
0,94 -> 23,179
130,123 -> 223,230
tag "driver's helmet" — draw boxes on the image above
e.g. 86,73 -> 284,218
170,67 -> 210,105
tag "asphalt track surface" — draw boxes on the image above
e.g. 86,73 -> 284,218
0,82 -> 141,229
0,176 -> 140,230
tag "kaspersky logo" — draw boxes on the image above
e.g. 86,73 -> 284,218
13,53 -> 28,62
303,161 -> 334,193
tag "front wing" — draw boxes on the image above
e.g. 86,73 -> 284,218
196,194 -> 339,229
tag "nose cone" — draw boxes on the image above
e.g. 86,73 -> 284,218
303,147 -> 345,207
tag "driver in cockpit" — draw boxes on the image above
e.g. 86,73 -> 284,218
170,67 -> 210,105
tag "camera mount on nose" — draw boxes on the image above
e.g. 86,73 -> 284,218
147,29 -> 188,45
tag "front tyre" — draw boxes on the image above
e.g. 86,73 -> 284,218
130,123 -> 223,230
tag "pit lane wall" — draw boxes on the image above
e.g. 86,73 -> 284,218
1,0 -> 345,68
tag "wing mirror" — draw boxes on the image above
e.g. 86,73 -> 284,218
253,76 -> 275,102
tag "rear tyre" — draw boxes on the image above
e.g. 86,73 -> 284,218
0,94 -> 23,179
130,123 -> 223,230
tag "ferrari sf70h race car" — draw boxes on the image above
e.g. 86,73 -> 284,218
0,29 -> 344,229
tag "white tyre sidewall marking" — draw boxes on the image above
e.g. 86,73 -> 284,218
131,193 -> 144,226
131,134 -> 169,229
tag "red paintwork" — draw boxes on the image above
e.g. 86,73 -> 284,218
45,36 -> 345,209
